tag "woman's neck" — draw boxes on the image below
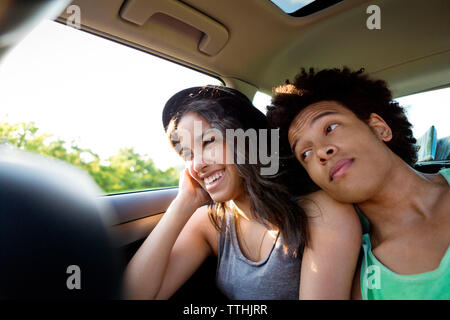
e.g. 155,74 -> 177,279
230,193 -> 255,221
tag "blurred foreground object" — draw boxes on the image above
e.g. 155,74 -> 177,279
0,145 -> 122,299
0,0 -> 122,298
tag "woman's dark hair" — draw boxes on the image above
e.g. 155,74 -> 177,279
164,86 -> 312,254
267,67 -> 418,166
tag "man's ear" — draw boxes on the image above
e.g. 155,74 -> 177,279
368,113 -> 392,142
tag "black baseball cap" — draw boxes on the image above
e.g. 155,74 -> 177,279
162,85 -> 268,131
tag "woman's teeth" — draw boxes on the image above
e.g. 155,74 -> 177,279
205,170 -> 225,185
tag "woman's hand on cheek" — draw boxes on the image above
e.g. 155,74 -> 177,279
176,166 -> 211,209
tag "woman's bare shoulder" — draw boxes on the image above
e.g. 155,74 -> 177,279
189,205 -> 220,254
300,191 -> 362,257
299,190 -> 360,228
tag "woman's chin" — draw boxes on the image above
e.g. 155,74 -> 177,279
209,190 -> 231,203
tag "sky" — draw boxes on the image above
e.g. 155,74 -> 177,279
0,20 -> 449,171
0,20 -> 221,171
270,0 -> 315,13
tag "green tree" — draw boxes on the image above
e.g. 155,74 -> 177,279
0,120 -> 180,193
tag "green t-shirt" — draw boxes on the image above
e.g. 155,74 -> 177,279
359,168 -> 450,300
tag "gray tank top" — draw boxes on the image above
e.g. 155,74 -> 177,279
216,212 -> 302,299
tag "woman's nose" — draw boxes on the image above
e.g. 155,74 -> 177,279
192,154 -> 207,174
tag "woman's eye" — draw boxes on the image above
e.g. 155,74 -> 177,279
203,136 -> 215,147
181,151 -> 192,161
301,150 -> 312,160
326,123 -> 339,134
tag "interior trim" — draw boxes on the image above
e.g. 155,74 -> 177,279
105,188 -> 178,225
111,213 -> 163,246
120,0 -> 229,56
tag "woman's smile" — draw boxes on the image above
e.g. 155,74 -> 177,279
204,169 -> 226,191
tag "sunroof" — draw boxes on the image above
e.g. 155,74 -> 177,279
270,0 -> 314,13
270,0 -> 343,16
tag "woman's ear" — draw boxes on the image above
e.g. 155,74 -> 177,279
368,113 -> 393,142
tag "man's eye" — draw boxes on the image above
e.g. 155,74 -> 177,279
301,149 -> 312,160
326,123 -> 339,134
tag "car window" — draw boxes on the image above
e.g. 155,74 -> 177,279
0,20 -> 221,195
396,87 -> 450,164
396,87 -> 450,140
252,91 -> 272,114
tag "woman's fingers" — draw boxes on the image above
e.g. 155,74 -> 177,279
178,167 -> 211,207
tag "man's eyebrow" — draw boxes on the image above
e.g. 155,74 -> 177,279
290,111 -> 338,152
291,139 -> 299,152
310,111 -> 338,126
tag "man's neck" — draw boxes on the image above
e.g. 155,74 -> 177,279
357,157 -> 445,243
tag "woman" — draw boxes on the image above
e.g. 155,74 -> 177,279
124,85 -> 362,299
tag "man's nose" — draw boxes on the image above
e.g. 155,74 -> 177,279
317,145 -> 337,164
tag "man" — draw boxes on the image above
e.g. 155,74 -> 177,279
267,67 -> 450,299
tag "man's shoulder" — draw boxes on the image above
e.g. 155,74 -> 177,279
423,168 -> 450,186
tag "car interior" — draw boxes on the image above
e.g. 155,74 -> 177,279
1,0 -> 449,299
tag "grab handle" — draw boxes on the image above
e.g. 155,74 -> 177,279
120,0 -> 229,56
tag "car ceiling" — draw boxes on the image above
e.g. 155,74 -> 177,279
57,0 -> 450,99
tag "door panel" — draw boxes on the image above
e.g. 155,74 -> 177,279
106,188 -> 178,225
104,187 -> 227,300
112,213 -> 163,247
